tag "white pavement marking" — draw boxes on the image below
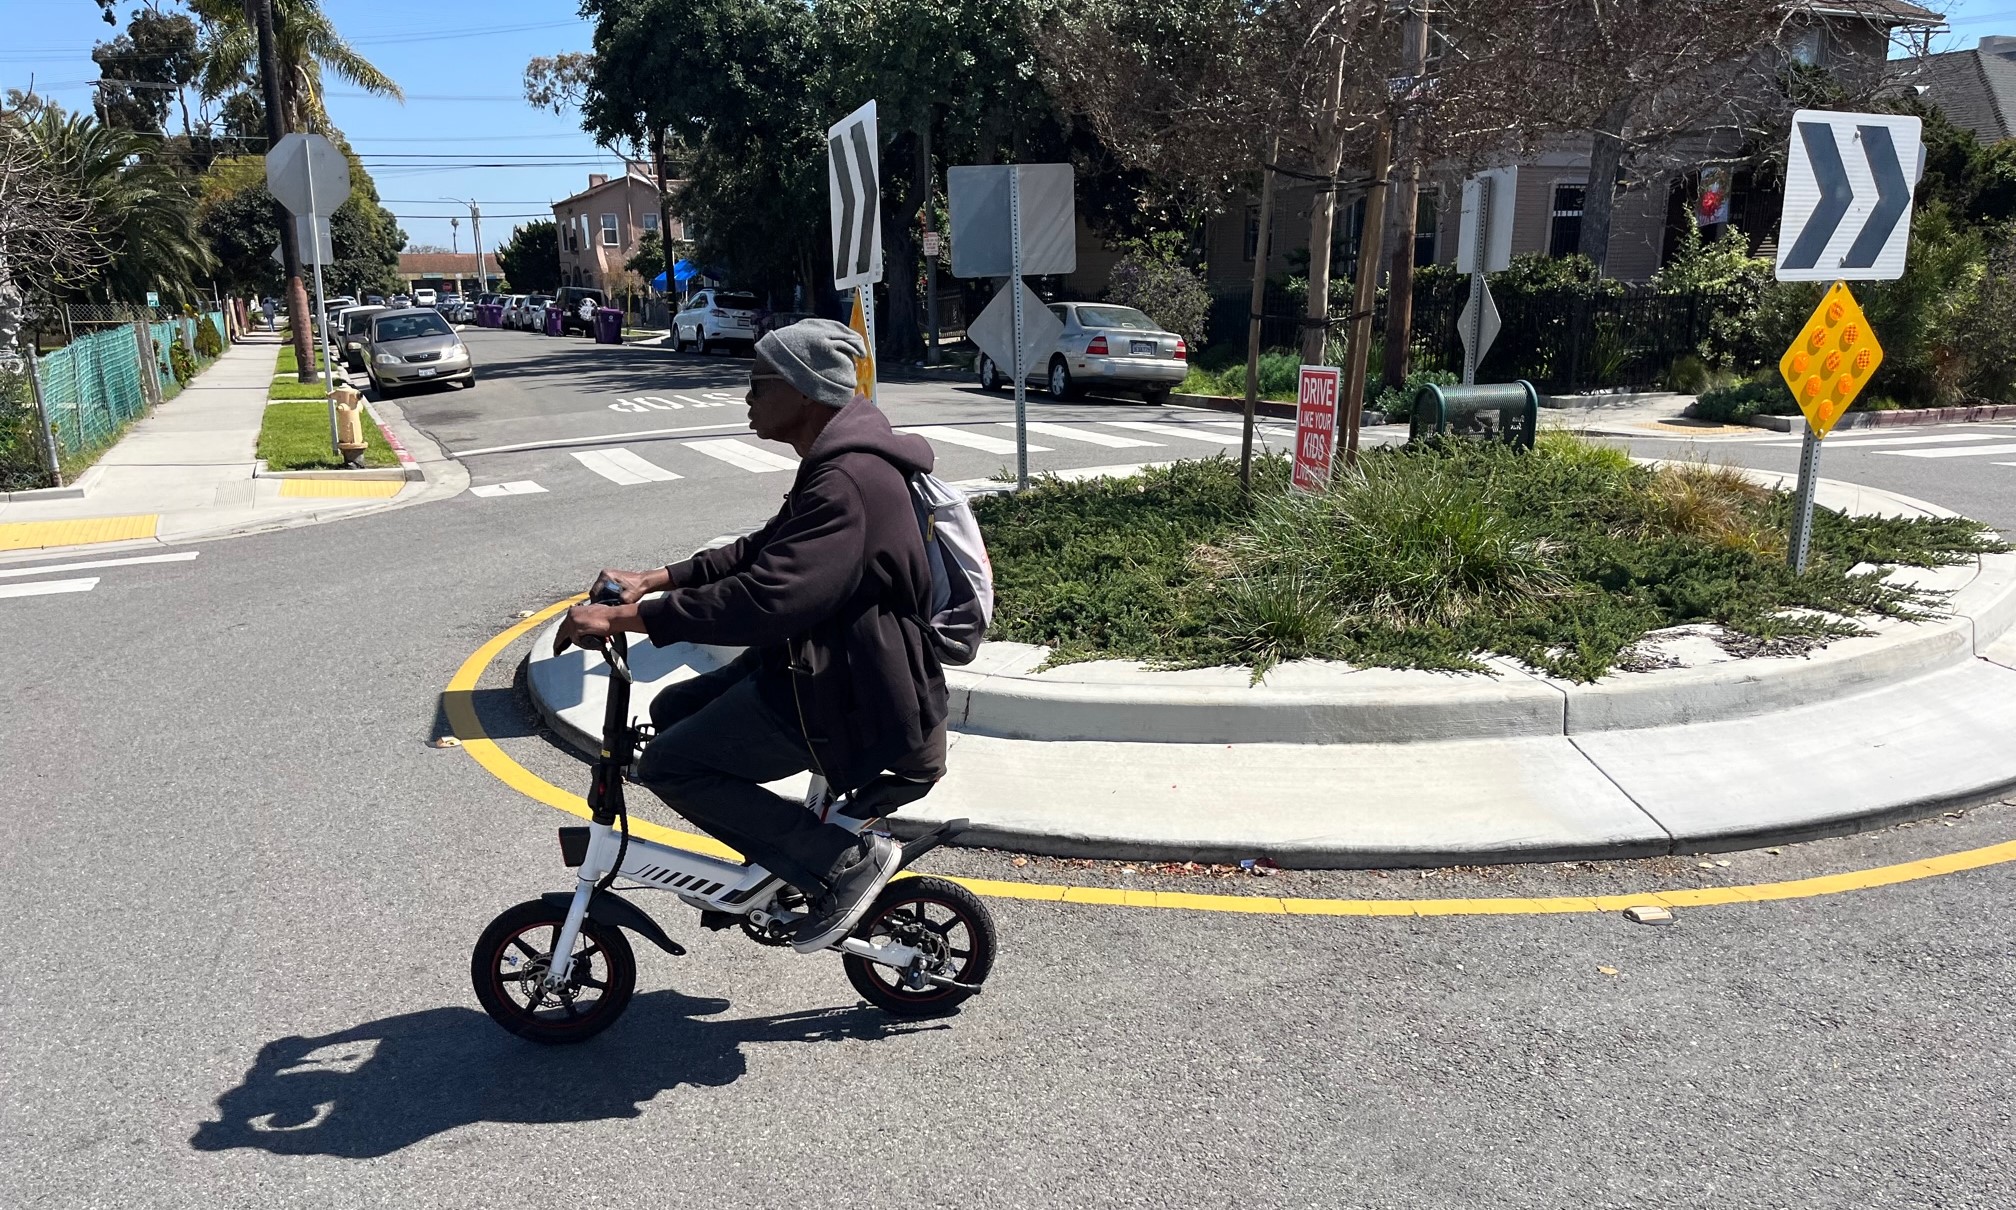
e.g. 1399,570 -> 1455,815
609,394 -> 736,413
1759,433 -> 2001,448
0,577 -> 98,600
571,448 -> 681,485
0,551 -> 198,579
1011,422 -> 1162,448
1881,442 -> 2016,459
468,480 -> 548,498
899,425 -> 1051,454
1102,421 -> 1247,445
456,423 -> 750,457
686,438 -> 800,473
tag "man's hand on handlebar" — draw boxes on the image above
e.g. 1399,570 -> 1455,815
554,600 -> 648,655
590,567 -> 668,605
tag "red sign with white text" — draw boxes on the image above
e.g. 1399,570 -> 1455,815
1291,365 -> 1342,492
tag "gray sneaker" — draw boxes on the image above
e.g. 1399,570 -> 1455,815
792,835 -> 901,953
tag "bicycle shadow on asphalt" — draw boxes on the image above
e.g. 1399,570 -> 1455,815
190,991 -> 941,1159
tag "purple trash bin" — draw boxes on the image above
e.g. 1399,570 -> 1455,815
542,305 -> 563,337
594,307 -> 624,345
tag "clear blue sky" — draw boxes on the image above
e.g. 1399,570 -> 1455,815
3,0 -> 2013,257
1,0 -> 631,256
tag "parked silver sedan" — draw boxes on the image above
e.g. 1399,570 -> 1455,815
366,307 -> 475,396
979,303 -> 1189,403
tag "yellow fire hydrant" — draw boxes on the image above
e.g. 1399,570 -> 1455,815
332,387 -> 368,468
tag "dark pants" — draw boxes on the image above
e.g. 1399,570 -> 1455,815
633,654 -> 861,895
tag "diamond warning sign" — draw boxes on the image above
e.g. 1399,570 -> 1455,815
1777,281 -> 1883,439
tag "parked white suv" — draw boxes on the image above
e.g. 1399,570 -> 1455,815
413,287 -> 438,308
673,290 -> 761,354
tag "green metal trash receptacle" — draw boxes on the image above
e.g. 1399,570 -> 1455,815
1408,381 -> 1541,450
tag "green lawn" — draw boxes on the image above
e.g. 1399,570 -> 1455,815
274,343 -> 328,377
269,376 -> 331,400
257,401 -> 400,470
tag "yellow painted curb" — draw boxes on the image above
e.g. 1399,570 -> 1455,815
444,600 -> 2016,917
277,479 -> 404,500
0,514 -> 158,553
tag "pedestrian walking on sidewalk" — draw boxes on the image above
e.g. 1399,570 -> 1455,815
261,297 -> 277,330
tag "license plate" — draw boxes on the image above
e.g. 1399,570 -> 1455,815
1130,340 -> 1157,356
418,367 -> 436,377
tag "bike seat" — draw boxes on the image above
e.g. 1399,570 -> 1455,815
837,773 -> 937,820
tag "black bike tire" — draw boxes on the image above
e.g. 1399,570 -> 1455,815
842,876 -> 996,1018
471,898 -> 637,1044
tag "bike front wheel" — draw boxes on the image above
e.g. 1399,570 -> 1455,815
843,876 -> 996,1018
472,899 -> 637,1044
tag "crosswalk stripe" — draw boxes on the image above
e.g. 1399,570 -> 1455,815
572,448 -> 678,484
1102,421 -> 1247,445
686,438 -> 800,473
1759,433 -> 2001,448
1880,442 -> 2016,459
0,577 -> 97,600
1011,422 -> 1161,448
0,551 -> 197,579
469,481 -> 548,497
899,425 -> 1050,454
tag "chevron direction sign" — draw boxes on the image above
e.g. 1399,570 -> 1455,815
827,99 -> 882,291
1776,110 -> 1922,282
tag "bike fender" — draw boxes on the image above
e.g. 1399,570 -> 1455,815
541,890 -> 687,957
897,818 -> 970,871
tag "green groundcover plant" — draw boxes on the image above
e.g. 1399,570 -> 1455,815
974,434 -> 2005,681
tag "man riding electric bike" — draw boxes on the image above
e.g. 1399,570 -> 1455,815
555,318 -> 948,954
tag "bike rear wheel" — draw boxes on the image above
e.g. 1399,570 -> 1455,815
843,876 -> 995,1018
472,899 -> 637,1044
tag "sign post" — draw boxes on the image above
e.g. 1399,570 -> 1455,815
1773,110 -> 1919,571
827,100 -> 882,404
1454,169 -> 1513,385
1291,365 -> 1343,493
266,132 -> 351,450
948,163 -> 1076,489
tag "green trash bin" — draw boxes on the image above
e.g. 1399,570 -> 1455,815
1408,381 -> 1541,450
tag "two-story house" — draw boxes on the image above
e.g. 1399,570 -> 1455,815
552,166 -> 689,294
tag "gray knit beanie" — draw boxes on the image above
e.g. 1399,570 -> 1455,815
754,318 -> 865,408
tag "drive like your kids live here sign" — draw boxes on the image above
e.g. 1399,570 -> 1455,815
1292,365 -> 1342,492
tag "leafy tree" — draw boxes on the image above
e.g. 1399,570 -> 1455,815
92,9 -> 202,136
23,108 -> 214,305
497,221 -> 560,293
625,229 -> 665,282
197,150 -> 405,296
1104,234 -> 1210,349
190,0 -> 401,132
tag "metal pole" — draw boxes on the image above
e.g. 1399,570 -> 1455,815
24,346 -> 63,488
1010,164 -> 1028,490
1242,135 -> 1280,492
470,202 -> 486,293
1464,176 -> 1491,386
1787,424 -> 1823,573
860,285 -> 877,406
923,122 -> 940,367
305,172 -> 335,452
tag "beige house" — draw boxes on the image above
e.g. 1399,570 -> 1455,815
552,167 -> 689,293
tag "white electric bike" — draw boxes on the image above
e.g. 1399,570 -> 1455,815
471,587 -> 997,1044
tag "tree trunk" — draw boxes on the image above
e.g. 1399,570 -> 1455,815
1241,135 -> 1280,492
245,0 -> 314,381
1340,115 -> 1393,469
1578,96 -> 1635,275
1380,4 -> 1431,392
1298,43 -> 1352,367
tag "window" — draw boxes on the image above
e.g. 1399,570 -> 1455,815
1788,27 -> 1823,67
1414,192 -> 1439,267
600,214 -> 620,247
1548,184 -> 1586,258
563,214 -> 578,252
1074,305 -> 1158,331
640,212 -> 660,233
1244,206 -> 1260,261
372,312 -> 452,341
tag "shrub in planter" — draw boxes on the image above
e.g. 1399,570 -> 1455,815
1688,378 -> 1795,423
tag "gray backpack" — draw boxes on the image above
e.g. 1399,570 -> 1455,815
906,472 -> 994,665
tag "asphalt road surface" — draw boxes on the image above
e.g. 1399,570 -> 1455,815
3,330 -> 2013,1209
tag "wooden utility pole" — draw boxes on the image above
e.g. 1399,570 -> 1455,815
1240,135 -> 1280,492
1338,114 -> 1394,469
244,0 -> 315,382
1381,2 -> 1431,393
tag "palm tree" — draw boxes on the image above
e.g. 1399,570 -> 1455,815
24,110 -> 216,305
190,0 -> 402,134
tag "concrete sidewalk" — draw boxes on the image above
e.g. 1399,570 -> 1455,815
0,337 -> 464,557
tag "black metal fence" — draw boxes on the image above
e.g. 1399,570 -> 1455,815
1214,280 -> 1741,396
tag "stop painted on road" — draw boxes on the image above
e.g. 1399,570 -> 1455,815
609,393 -> 742,413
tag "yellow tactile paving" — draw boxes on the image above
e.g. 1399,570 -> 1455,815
277,479 -> 404,500
0,514 -> 159,552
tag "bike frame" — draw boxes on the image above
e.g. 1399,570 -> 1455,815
540,630 -> 924,991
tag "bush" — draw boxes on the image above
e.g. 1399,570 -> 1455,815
1688,378 -> 1795,424
195,316 -> 222,359
1372,367 -> 1458,418
1667,354 -> 1711,394
0,368 -> 49,492
1104,234 -> 1211,349
169,335 -> 196,383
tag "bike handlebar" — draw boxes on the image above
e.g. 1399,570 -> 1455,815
550,578 -> 632,660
